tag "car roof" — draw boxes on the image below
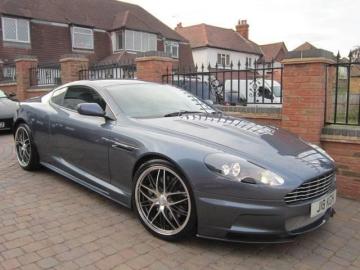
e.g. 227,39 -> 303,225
64,79 -> 156,89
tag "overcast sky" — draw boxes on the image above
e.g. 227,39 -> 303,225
123,0 -> 359,56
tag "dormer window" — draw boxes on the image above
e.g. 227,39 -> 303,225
165,41 -> 179,58
113,30 -> 157,52
2,17 -> 30,43
71,26 -> 94,50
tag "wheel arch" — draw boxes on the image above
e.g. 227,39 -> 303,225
12,118 -> 27,136
132,152 -> 187,181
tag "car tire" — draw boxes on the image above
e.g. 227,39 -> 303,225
14,123 -> 40,171
133,159 -> 196,241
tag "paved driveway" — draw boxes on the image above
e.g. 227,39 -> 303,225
0,133 -> 360,270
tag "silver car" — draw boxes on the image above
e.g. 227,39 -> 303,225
13,80 -> 336,242
0,90 -> 18,131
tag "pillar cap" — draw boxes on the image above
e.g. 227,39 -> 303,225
15,55 -> 38,62
59,54 -> 89,63
282,57 -> 335,65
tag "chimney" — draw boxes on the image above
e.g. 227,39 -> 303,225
236,20 -> 249,39
175,22 -> 183,31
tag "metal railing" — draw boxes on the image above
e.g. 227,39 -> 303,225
30,64 -> 61,87
79,62 -> 136,80
0,64 -> 16,83
162,61 -> 283,106
326,53 -> 360,126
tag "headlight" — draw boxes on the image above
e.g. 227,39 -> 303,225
308,143 -> 334,162
204,153 -> 284,186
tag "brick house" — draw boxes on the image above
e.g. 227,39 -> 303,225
0,0 -> 194,67
258,42 -> 288,68
175,20 -> 262,70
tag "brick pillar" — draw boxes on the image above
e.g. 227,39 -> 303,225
135,56 -> 178,83
15,56 -> 38,101
281,57 -> 335,145
0,59 -> 3,80
60,55 -> 89,84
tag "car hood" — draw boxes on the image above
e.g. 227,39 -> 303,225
0,98 -> 18,118
133,115 -> 334,183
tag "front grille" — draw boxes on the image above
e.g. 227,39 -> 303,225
284,171 -> 336,204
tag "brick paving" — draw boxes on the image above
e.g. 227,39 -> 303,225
0,132 -> 360,270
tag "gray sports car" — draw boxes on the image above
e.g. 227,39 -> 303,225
0,90 -> 18,131
13,80 -> 336,242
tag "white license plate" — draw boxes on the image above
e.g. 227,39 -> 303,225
0,122 -> 5,129
310,190 -> 336,218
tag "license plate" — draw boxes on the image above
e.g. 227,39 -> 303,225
0,122 -> 5,129
310,190 -> 336,218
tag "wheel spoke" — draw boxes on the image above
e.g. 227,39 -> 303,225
168,197 -> 188,206
146,203 -> 156,218
140,184 -> 157,195
150,208 -> 161,224
166,206 -> 180,227
161,210 -> 176,229
166,191 -> 187,196
139,189 -> 155,202
163,169 -> 166,193
156,169 -> 160,193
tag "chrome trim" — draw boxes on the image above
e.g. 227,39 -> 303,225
284,172 -> 336,204
101,137 -> 138,151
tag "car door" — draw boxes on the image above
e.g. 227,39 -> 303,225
49,85 -> 113,183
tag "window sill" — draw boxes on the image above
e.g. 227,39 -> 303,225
3,41 -> 31,49
72,48 -> 95,53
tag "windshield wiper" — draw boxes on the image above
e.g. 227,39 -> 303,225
164,110 -> 203,117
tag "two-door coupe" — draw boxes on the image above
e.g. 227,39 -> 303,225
13,80 -> 336,242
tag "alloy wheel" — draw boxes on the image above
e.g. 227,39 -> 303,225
15,126 -> 32,167
135,165 -> 191,236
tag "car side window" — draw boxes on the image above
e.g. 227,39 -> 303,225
51,87 -> 67,106
63,86 -> 107,111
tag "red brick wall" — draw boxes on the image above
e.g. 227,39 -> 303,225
281,60 -> 328,144
322,141 -> 360,200
0,21 -> 112,64
0,83 -> 17,95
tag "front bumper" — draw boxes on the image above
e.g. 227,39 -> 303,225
195,190 -> 335,243
0,118 -> 13,131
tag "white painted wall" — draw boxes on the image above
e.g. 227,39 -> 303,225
192,47 -> 260,70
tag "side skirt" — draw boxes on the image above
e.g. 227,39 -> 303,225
40,162 -> 132,209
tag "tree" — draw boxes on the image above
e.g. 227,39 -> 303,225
351,46 -> 360,61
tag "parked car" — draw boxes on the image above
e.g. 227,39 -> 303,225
13,80 -> 336,242
224,79 -> 282,105
0,90 -> 18,131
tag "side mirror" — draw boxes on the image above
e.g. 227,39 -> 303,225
77,103 -> 105,117
8,93 -> 16,98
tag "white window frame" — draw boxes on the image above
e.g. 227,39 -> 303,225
217,53 -> 230,66
165,41 -> 179,58
1,16 -> 30,43
71,26 -> 94,50
121,30 -> 157,52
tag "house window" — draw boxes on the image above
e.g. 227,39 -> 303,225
165,41 -> 179,58
1,17 -> 30,43
118,30 -> 156,52
246,57 -> 253,67
217,53 -> 230,66
72,26 -> 94,50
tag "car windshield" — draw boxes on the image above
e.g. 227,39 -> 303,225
106,83 -> 215,118
0,90 -> 7,98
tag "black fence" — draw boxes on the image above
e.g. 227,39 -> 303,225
162,61 -> 283,106
0,64 -> 16,83
326,53 -> 360,126
30,64 -> 61,87
79,62 -> 136,80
